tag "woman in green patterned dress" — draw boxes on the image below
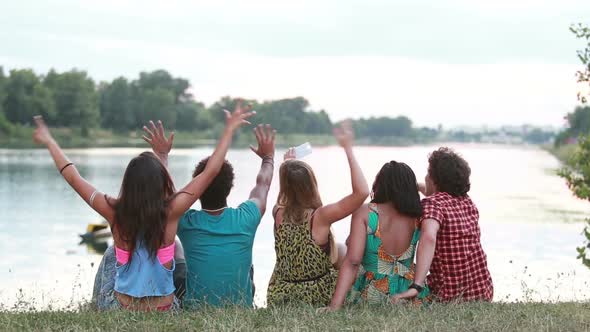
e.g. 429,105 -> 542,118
267,121 -> 370,306
327,161 -> 430,310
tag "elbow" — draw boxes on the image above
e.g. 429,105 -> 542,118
353,188 -> 370,203
347,255 -> 362,268
420,232 -> 437,246
360,188 -> 370,200
256,174 -> 273,188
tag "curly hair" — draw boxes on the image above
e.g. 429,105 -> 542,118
193,157 -> 234,209
427,147 -> 471,197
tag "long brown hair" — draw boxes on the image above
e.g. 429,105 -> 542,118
113,152 -> 176,261
277,160 -> 322,223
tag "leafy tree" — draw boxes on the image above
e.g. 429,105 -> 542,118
0,67 -> 6,116
99,78 -> 135,132
254,97 -> 326,134
353,116 -> 413,138
3,69 -> 55,125
135,70 -> 190,103
134,87 -> 176,128
44,69 -> 98,136
559,24 -> 590,269
175,101 -> 208,131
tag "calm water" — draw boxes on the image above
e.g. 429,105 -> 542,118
1,144 -> 589,309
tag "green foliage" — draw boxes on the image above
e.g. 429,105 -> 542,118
556,106 -> 590,146
571,23 -> 590,103
2,69 -> 55,125
0,66 -> 6,117
559,24 -> 590,269
99,78 -> 134,132
43,69 -> 98,136
254,97 -> 332,135
0,111 -> 13,136
0,68 -> 431,146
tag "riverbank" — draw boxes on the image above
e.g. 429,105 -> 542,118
0,126 -> 436,149
1,302 -> 588,331
0,127 -> 337,149
544,143 -> 577,164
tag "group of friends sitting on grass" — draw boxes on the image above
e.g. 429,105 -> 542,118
32,99 -> 493,312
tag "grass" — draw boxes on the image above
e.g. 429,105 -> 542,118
0,302 -> 589,331
544,144 -> 577,164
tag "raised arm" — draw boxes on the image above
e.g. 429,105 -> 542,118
168,100 -> 255,221
32,116 -> 115,222
328,204 -> 368,310
142,120 -> 174,168
391,218 -> 439,302
248,124 -> 276,216
315,121 -> 370,226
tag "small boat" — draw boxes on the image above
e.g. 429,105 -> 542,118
79,222 -> 112,243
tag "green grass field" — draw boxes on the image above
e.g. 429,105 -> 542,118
0,302 -> 589,331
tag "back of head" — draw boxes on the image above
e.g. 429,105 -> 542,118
278,160 -> 323,222
371,161 -> 422,218
193,157 -> 234,209
427,147 -> 471,197
115,152 -> 175,259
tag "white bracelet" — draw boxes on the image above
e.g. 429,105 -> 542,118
89,190 -> 98,207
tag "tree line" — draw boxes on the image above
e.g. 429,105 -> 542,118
0,67 -> 420,140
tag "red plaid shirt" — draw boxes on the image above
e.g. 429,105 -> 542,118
419,192 -> 493,302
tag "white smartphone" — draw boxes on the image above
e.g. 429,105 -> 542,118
293,142 -> 312,159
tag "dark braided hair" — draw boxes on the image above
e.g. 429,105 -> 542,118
371,161 -> 422,218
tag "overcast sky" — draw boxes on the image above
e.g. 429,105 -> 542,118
1,0 -> 589,127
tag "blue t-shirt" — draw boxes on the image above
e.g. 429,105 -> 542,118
177,200 -> 262,308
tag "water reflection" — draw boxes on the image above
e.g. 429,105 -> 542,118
1,145 -> 589,309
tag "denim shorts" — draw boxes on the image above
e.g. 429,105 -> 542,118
92,245 -> 181,311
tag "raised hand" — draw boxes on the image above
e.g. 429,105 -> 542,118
142,120 -> 174,156
283,147 -> 296,161
250,124 -> 276,159
32,115 -> 55,146
224,99 -> 256,132
333,120 -> 354,149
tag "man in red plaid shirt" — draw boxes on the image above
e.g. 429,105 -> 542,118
394,147 -> 493,302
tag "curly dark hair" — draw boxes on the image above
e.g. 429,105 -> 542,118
427,147 -> 471,197
371,161 -> 422,218
193,157 -> 234,209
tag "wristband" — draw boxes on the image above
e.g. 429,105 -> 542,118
408,283 -> 424,293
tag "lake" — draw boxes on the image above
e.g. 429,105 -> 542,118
0,144 -> 589,309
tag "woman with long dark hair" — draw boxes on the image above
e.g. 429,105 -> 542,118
266,121 -> 370,306
32,101 -> 254,311
326,161 -> 430,310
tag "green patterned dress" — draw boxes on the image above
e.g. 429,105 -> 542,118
348,208 -> 430,304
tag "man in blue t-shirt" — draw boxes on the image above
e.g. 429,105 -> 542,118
177,124 -> 275,308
